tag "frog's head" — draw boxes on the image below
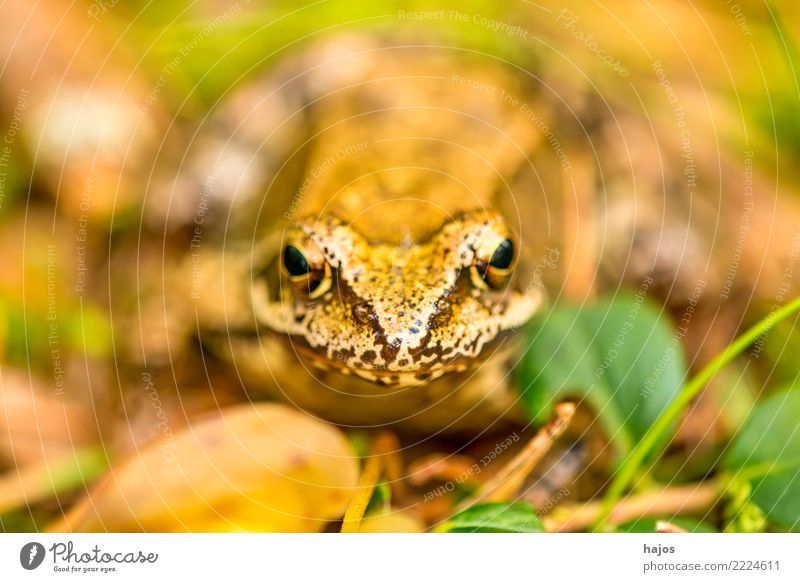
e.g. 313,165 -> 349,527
253,210 -> 542,387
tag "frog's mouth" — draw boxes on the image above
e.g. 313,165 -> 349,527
289,327 -> 516,388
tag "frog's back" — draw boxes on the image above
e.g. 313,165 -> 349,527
276,43 -> 543,245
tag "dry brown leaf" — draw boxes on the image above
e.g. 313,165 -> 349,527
48,403 -> 358,532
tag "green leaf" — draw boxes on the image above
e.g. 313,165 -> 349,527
616,517 -> 718,533
723,479 -> 767,533
746,307 -> 800,388
725,387 -> 800,530
517,293 -> 686,457
438,502 -> 544,533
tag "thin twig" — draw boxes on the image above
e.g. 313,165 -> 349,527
407,454 -> 477,485
457,402 -> 575,511
656,520 -> 688,533
545,480 -> 722,532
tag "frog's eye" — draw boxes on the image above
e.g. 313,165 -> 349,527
489,239 -> 514,270
473,237 -> 515,290
282,244 -> 331,299
283,245 -> 309,276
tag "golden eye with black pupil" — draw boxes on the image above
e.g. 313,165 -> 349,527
477,238 -> 515,289
282,244 -> 331,299
489,239 -> 514,270
283,245 -> 309,276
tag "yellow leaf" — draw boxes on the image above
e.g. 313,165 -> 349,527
48,403 -> 358,532
356,511 -> 423,533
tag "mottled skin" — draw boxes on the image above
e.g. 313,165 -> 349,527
255,211 -> 540,387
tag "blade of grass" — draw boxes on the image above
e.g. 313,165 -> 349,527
592,295 -> 800,531
341,431 -> 398,533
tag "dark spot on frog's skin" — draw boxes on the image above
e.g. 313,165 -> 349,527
398,358 -> 408,366
361,350 -> 377,363
415,319 -> 422,326
398,311 -> 405,317
410,327 -> 419,334
416,372 -> 432,381
377,337 -> 402,365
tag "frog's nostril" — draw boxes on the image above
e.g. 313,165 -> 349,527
352,302 -> 372,324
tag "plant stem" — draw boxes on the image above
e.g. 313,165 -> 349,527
547,480 -> 723,532
592,295 -> 800,531
341,431 -> 397,533
456,402 -> 574,511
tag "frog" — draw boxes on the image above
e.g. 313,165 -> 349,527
132,35 -> 755,434
138,38 -> 558,433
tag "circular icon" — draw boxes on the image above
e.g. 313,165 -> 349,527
19,542 -> 46,570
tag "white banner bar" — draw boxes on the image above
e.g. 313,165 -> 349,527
1,533 -> 798,581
